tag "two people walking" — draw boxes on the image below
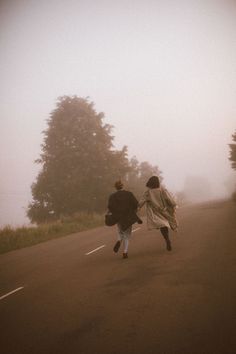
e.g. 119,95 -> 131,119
107,176 -> 178,258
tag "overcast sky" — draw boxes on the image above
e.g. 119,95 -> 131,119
1,0 -> 236,225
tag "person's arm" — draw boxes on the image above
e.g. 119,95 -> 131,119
108,194 -> 115,213
129,192 -> 139,210
162,188 -> 177,208
138,190 -> 148,209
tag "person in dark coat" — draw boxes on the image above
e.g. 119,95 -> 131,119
107,180 -> 141,259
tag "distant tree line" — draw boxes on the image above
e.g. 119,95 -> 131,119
229,130 -> 236,201
28,96 -> 161,223
229,130 -> 236,171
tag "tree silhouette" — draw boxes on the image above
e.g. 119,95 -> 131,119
126,158 -> 162,198
229,130 -> 236,170
28,96 -> 129,223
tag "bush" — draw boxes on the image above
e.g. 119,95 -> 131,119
232,191 -> 236,202
0,213 -> 104,254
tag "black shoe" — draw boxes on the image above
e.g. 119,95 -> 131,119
123,252 -> 128,259
166,240 -> 172,251
113,241 -> 121,253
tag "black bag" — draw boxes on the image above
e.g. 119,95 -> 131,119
105,212 -> 118,226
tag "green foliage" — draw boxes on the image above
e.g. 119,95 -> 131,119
229,131 -> 236,170
0,213 -> 104,254
28,96 -> 130,223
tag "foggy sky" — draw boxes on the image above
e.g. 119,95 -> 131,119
1,0 -> 236,226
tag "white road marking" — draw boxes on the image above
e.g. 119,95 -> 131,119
132,227 -> 140,233
0,287 -> 24,301
85,245 -> 106,255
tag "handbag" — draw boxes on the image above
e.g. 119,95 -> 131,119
105,212 -> 118,226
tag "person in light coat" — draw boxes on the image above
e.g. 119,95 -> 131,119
139,176 -> 178,251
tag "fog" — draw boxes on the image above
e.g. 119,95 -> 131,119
1,0 -> 236,226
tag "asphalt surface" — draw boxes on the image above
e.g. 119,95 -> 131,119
0,200 -> 235,354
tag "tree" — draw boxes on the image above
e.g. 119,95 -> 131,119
28,96 -> 129,223
138,161 -> 162,188
126,158 -> 162,198
229,130 -> 236,170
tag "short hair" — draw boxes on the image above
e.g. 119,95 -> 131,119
114,180 -> 123,190
146,176 -> 160,189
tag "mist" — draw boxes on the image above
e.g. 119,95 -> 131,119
1,0 -> 236,226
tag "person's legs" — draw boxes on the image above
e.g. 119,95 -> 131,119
113,224 -> 123,253
122,226 -> 132,258
160,226 -> 172,251
123,238 -> 129,253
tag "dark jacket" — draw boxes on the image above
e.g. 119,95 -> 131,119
108,190 -> 140,231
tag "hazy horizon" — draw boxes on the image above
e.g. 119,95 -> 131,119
1,0 -> 236,226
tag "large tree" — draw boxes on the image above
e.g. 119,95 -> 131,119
28,96 -> 129,223
229,130 -> 236,170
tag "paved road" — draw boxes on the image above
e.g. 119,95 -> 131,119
0,200 -> 235,354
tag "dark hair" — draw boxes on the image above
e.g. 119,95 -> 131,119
114,180 -> 123,190
146,176 -> 160,189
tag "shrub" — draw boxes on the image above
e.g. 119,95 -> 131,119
0,213 -> 104,254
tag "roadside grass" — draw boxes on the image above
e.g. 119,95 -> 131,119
0,213 -> 104,255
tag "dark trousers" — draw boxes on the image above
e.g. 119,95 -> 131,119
160,226 -> 169,239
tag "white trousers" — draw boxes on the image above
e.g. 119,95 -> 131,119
117,224 -> 132,253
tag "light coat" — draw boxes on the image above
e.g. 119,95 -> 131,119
139,187 -> 178,230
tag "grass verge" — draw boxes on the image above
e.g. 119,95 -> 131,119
0,213 -> 104,255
